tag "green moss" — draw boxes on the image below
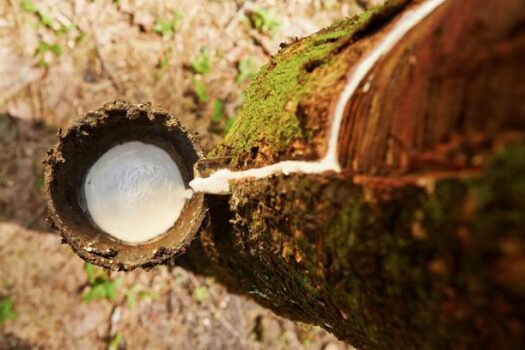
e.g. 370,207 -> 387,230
210,1 -> 406,167
203,143 -> 525,349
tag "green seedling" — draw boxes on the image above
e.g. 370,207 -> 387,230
193,286 -> 209,302
108,333 -> 123,350
74,31 -> 88,45
237,57 -> 259,83
21,0 -> 68,33
212,99 -> 225,123
0,297 -> 17,325
83,263 -> 121,302
154,19 -> 175,39
191,48 -> 212,75
225,116 -> 237,132
158,53 -> 170,69
124,284 -> 155,308
35,41 -> 63,67
193,79 -> 209,104
21,0 -> 37,12
248,8 -> 281,37
153,11 -> 183,39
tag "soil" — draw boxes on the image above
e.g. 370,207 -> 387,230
0,0 -> 378,349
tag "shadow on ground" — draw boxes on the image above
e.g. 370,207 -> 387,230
0,114 -> 55,232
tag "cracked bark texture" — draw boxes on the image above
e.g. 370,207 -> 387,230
180,0 -> 525,349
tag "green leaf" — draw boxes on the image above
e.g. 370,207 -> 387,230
158,54 -> 169,69
21,1 -> 63,33
125,284 -> 154,308
153,19 -> 174,39
85,263 -> 106,285
37,58 -> 48,67
212,99 -> 224,123
237,57 -> 259,83
172,10 -> 183,29
193,79 -> 209,104
153,11 -> 182,39
193,286 -> 209,301
35,41 -> 49,56
35,41 -> 63,61
49,43 -> 63,56
225,116 -> 237,132
38,10 -> 56,29
248,9 -> 281,37
56,23 -> 74,35
83,263 -> 121,302
191,48 -> 211,75
83,278 -> 121,302
0,297 -> 17,325
21,0 -> 37,13
74,31 -> 88,45
108,333 -> 123,350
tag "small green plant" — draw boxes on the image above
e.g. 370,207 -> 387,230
35,41 -> 63,67
193,79 -> 209,104
190,48 -> 211,75
124,284 -> 155,308
21,0 -> 37,12
153,20 -> 174,39
0,297 -> 17,325
108,333 -> 123,350
158,53 -> 170,69
36,41 -> 62,56
153,11 -> 183,39
225,116 -> 237,132
21,0 -> 68,33
211,99 -> 225,123
83,263 -> 121,302
237,57 -> 259,83
248,8 -> 281,37
74,31 -> 88,45
193,286 -> 209,302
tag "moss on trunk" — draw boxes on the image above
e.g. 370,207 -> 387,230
183,144 -> 525,349
211,0 -> 410,169
181,0 -> 525,348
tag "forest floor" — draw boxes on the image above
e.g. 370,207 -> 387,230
0,1 -> 377,349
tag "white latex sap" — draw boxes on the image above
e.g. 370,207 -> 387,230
84,141 -> 193,244
189,0 -> 446,194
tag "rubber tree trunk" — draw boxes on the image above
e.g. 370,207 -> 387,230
180,0 -> 525,349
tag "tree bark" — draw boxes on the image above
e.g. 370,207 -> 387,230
180,0 -> 525,349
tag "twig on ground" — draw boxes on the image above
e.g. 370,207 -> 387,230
248,29 -> 272,57
90,32 -> 123,94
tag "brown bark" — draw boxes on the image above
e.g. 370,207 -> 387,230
182,0 -> 525,349
337,0 -> 525,175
